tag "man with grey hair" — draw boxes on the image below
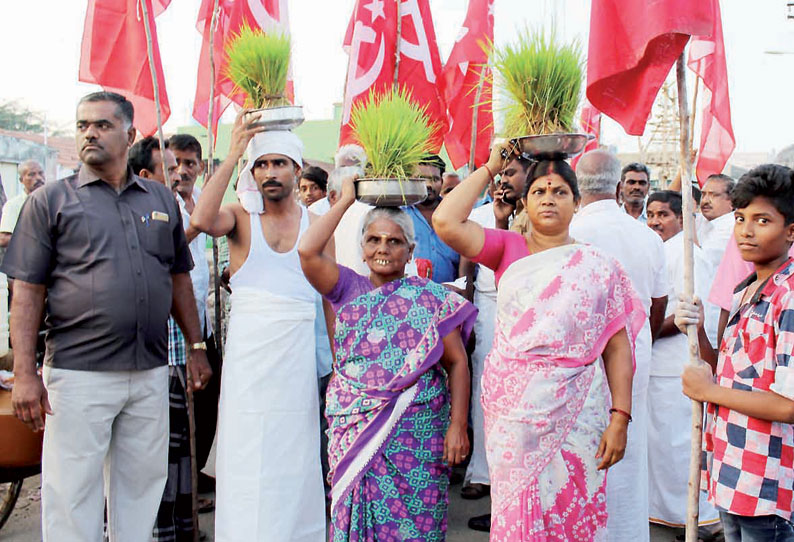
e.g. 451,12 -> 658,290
327,148 -> 372,275
570,149 -> 669,542
334,143 -> 368,169
0,159 -> 45,247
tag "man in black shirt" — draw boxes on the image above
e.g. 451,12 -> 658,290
3,91 -> 211,542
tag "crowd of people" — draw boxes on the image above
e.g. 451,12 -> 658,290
5,90 -> 794,542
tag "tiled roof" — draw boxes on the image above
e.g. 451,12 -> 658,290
0,129 -> 80,170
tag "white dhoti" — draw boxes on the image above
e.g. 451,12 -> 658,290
648,376 -> 719,527
464,289 -> 495,486
214,287 -> 325,542
607,325 -> 652,542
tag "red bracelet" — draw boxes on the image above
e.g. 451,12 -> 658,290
483,164 -> 495,183
609,408 -> 633,423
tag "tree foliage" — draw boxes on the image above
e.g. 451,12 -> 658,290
0,100 -> 48,133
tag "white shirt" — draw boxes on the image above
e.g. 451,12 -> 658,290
177,187 -> 211,334
650,231 -> 711,376
698,211 -> 734,270
621,200 -> 647,224
468,203 -> 497,298
570,199 -> 669,393
308,197 -> 331,216
698,211 -> 734,346
335,200 -> 372,276
0,193 -> 27,234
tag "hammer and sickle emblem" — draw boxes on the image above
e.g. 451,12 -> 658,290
399,0 -> 435,83
343,21 -> 386,124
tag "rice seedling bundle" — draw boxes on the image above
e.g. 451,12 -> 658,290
225,24 -> 291,109
350,88 -> 436,179
494,29 -> 584,136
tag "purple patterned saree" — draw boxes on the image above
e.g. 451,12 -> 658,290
324,266 -> 477,542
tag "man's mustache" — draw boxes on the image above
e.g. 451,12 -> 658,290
261,180 -> 282,188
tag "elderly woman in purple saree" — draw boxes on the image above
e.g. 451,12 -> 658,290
298,176 -> 477,542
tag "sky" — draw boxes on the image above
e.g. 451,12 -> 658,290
1,0 -> 793,156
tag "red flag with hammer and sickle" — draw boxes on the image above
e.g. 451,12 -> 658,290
340,0 -> 447,151
442,0 -> 494,170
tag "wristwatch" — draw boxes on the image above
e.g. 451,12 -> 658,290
188,341 -> 207,352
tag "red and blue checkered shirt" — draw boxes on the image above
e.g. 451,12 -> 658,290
704,258 -> 794,520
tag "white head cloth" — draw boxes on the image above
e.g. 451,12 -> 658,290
236,130 -> 304,214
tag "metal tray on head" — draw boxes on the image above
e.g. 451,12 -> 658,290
355,178 -> 427,207
244,105 -> 305,131
503,133 -> 595,161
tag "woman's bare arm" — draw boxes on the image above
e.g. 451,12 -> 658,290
297,176 -> 357,295
433,143 -> 513,259
440,328 -> 471,466
598,327 -> 633,470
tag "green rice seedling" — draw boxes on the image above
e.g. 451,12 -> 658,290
350,88 -> 436,179
494,28 -> 583,136
225,24 -> 291,109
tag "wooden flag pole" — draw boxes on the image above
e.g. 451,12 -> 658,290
140,1 -> 199,539
393,0 -> 402,91
689,76 -> 700,158
676,52 -> 704,542
207,0 -> 223,361
467,65 -> 487,173
139,0 -> 168,182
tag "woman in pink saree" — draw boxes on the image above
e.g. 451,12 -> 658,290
434,144 -> 645,541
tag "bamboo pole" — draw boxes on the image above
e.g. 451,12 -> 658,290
467,66 -> 487,173
139,2 -> 199,539
689,76 -> 700,158
393,0 -> 402,91
207,0 -> 223,362
138,0 -> 168,183
676,52 -> 704,542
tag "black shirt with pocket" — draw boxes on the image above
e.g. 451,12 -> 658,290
1,167 -> 193,371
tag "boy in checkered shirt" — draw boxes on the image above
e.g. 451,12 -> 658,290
676,164 -> 794,541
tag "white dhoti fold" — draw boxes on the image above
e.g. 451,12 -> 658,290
607,325 -> 652,542
607,386 -> 650,542
465,289 -> 495,486
214,287 -> 325,542
648,375 -> 719,527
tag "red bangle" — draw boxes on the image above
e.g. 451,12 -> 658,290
482,164 -> 495,183
609,408 -> 632,423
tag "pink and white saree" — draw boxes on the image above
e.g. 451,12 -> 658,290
483,244 -> 645,541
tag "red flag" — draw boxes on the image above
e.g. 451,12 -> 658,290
586,0 -> 712,135
340,0 -> 447,151
193,0 -> 293,138
687,2 -> 734,186
442,0 -> 494,170
79,0 -> 170,137
571,99 -> 601,169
